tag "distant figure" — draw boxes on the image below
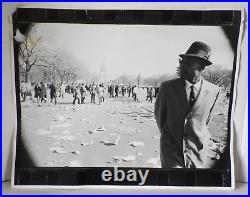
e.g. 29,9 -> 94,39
132,85 -> 136,95
115,85 -> 119,98
20,81 -> 26,102
146,87 -> 150,101
40,82 -> 47,103
97,83 -> 105,105
111,84 -> 115,97
225,91 -> 230,100
71,83 -> 74,94
132,86 -> 138,102
49,82 -> 57,105
34,81 -> 42,106
121,85 -> 126,97
80,83 -> 87,104
61,83 -> 66,98
127,85 -> 132,97
154,87 -> 160,98
73,86 -> 81,105
148,87 -> 153,103
90,84 -> 96,103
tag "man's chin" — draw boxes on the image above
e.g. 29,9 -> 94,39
186,77 -> 198,84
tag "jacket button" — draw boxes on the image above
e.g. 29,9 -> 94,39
184,149 -> 187,153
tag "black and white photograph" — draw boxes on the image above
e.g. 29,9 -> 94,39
12,9 -> 243,187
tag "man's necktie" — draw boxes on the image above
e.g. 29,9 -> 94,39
189,85 -> 195,107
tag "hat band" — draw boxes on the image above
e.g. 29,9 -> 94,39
186,49 -> 210,60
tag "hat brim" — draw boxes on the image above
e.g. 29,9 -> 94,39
179,54 -> 212,66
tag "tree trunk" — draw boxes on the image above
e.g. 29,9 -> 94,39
25,72 -> 29,82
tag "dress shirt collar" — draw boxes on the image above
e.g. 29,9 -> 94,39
185,78 -> 202,90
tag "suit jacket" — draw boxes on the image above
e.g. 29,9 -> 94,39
154,77 -> 220,168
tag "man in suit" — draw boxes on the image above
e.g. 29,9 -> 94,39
154,41 -> 220,168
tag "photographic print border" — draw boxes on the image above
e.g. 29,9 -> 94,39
11,8 -> 243,188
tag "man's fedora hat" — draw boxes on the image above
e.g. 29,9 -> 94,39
179,41 -> 212,66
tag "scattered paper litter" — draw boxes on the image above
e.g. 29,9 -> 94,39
71,150 -> 80,155
59,135 -> 75,141
133,116 -> 139,120
69,160 -> 82,167
136,130 -> 143,133
112,155 -> 136,162
81,140 -> 94,147
88,126 -> 106,134
100,135 -> 120,146
136,152 -> 143,156
120,119 -> 125,123
152,136 -> 158,139
128,141 -> 144,147
34,128 -> 51,136
49,147 -> 66,154
80,118 -> 90,124
96,126 -> 106,131
147,157 -> 161,168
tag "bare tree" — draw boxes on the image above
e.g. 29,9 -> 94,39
40,68 -> 50,82
143,74 -> 176,87
55,63 -> 79,84
51,52 -> 79,84
18,28 -> 50,82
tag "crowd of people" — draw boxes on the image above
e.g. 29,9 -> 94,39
20,80 -> 160,107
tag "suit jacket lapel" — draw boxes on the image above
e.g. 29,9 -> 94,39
175,78 -> 189,112
188,78 -> 209,113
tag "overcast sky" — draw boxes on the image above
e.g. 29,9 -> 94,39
35,23 -> 234,80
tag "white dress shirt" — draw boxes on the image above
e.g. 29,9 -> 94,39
185,78 -> 202,102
